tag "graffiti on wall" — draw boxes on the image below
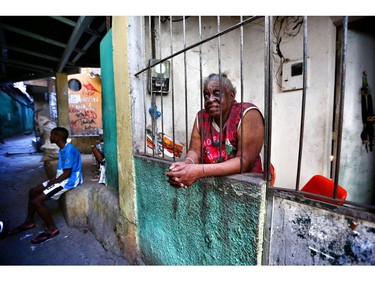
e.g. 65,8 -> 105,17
68,72 -> 102,135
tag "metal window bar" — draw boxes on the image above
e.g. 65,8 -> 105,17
141,17 -> 147,154
158,16 -> 165,158
199,16 -> 204,163
333,16 -> 348,199
239,16 -> 244,173
183,16 -> 189,153
149,16 -> 158,157
263,16 -> 272,187
169,16 -> 176,161
295,16 -> 308,191
217,16 -> 224,163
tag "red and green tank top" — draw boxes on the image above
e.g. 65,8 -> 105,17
196,101 -> 263,173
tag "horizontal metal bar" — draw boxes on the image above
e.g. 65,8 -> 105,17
271,186 -> 375,213
134,16 -> 262,76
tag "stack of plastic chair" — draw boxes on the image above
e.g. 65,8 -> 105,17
301,175 -> 347,206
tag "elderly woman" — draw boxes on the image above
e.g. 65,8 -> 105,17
167,73 -> 264,188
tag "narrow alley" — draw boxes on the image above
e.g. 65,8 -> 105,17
0,132 -> 129,265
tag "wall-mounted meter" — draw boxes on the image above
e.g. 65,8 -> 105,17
281,58 -> 309,92
148,59 -> 170,94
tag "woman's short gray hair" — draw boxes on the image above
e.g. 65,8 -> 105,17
203,73 -> 237,95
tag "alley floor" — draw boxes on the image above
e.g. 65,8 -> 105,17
0,132 -> 129,266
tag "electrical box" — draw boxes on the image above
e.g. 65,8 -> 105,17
148,59 -> 170,94
281,58 -> 309,92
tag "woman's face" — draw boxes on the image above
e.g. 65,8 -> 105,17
203,80 -> 234,120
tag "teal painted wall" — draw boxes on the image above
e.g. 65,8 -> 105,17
135,156 -> 266,265
0,91 -> 33,138
100,30 -> 118,190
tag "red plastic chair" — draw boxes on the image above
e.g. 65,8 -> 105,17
301,175 -> 347,206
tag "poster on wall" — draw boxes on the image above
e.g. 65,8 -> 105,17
67,69 -> 102,135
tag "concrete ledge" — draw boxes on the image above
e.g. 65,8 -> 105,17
59,154 -> 123,257
59,184 -> 91,227
87,185 -> 124,256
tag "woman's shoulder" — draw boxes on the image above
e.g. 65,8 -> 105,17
233,101 -> 258,109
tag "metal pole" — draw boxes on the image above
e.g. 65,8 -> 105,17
240,16 -> 244,173
169,16 -> 176,161
263,16 -> 273,186
183,16 -> 189,149
333,16 -> 348,198
295,16 -> 308,190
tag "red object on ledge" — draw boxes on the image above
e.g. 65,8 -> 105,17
301,175 -> 347,206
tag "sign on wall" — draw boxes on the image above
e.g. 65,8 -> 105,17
67,71 -> 103,135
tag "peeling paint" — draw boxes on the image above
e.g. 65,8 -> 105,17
308,246 -> 335,260
270,198 -> 375,265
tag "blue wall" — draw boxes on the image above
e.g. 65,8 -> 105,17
0,90 -> 33,138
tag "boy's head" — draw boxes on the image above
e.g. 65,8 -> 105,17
50,127 -> 69,143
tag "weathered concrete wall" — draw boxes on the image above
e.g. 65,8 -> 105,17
339,28 -> 375,205
112,16 -> 138,264
269,197 -> 375,265
135,156 -> 266,265
59,155 -> 123,257
87,185 -> 123,256
56,72 -> 70,130
69,136 -> 100,154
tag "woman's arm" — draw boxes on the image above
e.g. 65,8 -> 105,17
166,109 -> 264,188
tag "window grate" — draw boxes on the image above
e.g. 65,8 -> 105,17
133,16 -> 374,213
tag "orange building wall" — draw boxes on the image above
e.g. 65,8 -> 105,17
67,72 -> 103,135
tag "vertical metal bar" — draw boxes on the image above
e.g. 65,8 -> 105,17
142,17 -> 147,154
158,16 -> 165,158
295,16 -> 308,191
199,16 -> 204,163
149,16 -> 157,157
239,16 -> 244,173
169,16 -> 176,161
217,16 -> 223,159
333,16 -> 348,198
183,16 -> 189,149
263,16 -> 273,186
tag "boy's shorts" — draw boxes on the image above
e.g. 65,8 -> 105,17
42,181 -> 69,200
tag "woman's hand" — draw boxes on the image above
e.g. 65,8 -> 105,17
166,162 -> 203,188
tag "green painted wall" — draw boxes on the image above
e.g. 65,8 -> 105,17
100,30 -> 118,190
0,91 -> 33,138
135,156 -> 266,265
